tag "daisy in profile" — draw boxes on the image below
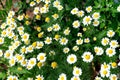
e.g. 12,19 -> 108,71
73,67 -> 82,76
109,74 -> 118,80
101,37 -> 109,46
100,69 -> 110,78
59,37 -> 68,45
63,47 -> 70,54
71,8 -> 79,15
83,16 -> 92,26
58,73 -> 67,80
86,6 -> 92,13
82,52 -> 93,63
109,40 -> 118,48
110,62 -> 117,68
71,76 -> 80,80
106,48 -> 116,57
107,30 -> 115,37
44,37 -> 52,44
35,75 -> 44,80
67,54 -> 77,64
37,53 -> 46,63
72,20 -> 80,28
92,12 -> 100,20
94,47 -> 104,55
77,10 -> 84,17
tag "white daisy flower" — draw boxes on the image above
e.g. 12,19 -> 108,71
71,76 -> 80,80
28,58 -> 36,67
109,40 -> 118,48
37,53 -> 46,63
33,7 -> 40,15
58,73 -> 67,80
59,37 -> 68,45
67,54 -> 77,64
71,8 -> 79,15
73,67 -> 82,76
86,6 -> 92,13
101,63 -> 110,70
92,12 -> 100,20
100,69 -> 110,78
83,16 -> 92,26
94,47 -> 104,55
109,74 -> 118,80
63,47 -> 70,54
93,20 -> 99,26
44,37 -> 52,44
77,10 -> 84,17
35,75 -> 44,80
76,38 -> 83,45
82,52 -> 93,63
72,46 -> 79,52
101,37 -> 109,46
107,30 -> 115,37
106,48 -> 116,57
72,20 -> 80,28
53,23 -> 61,31
94,76 -> 102,80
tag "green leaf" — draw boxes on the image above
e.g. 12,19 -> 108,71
0,72 -> 6,79
5,0 -> 12,11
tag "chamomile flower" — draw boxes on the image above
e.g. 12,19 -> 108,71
84,38 -> 90,43
58,73 -> 67,80
40,7 -> 48,14
72,20 -> 80,28
1,22 -> 6,29
37,53 -> 46,62
71,76 -> 80,80
82,52 -> 93,63
72,46 -> 79,52
86,6 -> 92,13
117,5 -> 120,12
101,37 -> 109,46
59,37 -> 68,45
71,8 -> 79,15
63,28 -> 70,35
107,30 -> 115,37
8,11 -> 15,17
93,20 -> 99,26
76,38 -> 83,45
51,61 -> 58,69
100,69 -> 110,78
13,76 -> 18,80
92,12 -> 100,20
73,67 -> 82,76
33,7 -> 40,15
77,32 -> 82,37
35,0 -> 41,4
109,40 -> 118,48
44,37 -> 52,44
63,47 -> 70,53
54,34 -> 61,41
77,10 -> 84,17
57,5 -> 63,10
109,74 -> 118,80
53,23 -> 61,31
1,30 -> 8,37
0,37 -> 4,44
83,16 -> 92,26
9,57 -> 16,66
67,54 -> 77,64
94,47 -> 104,55
35,75 -> 44,80
28,58 -> 36,67
106,48 -> 116,57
